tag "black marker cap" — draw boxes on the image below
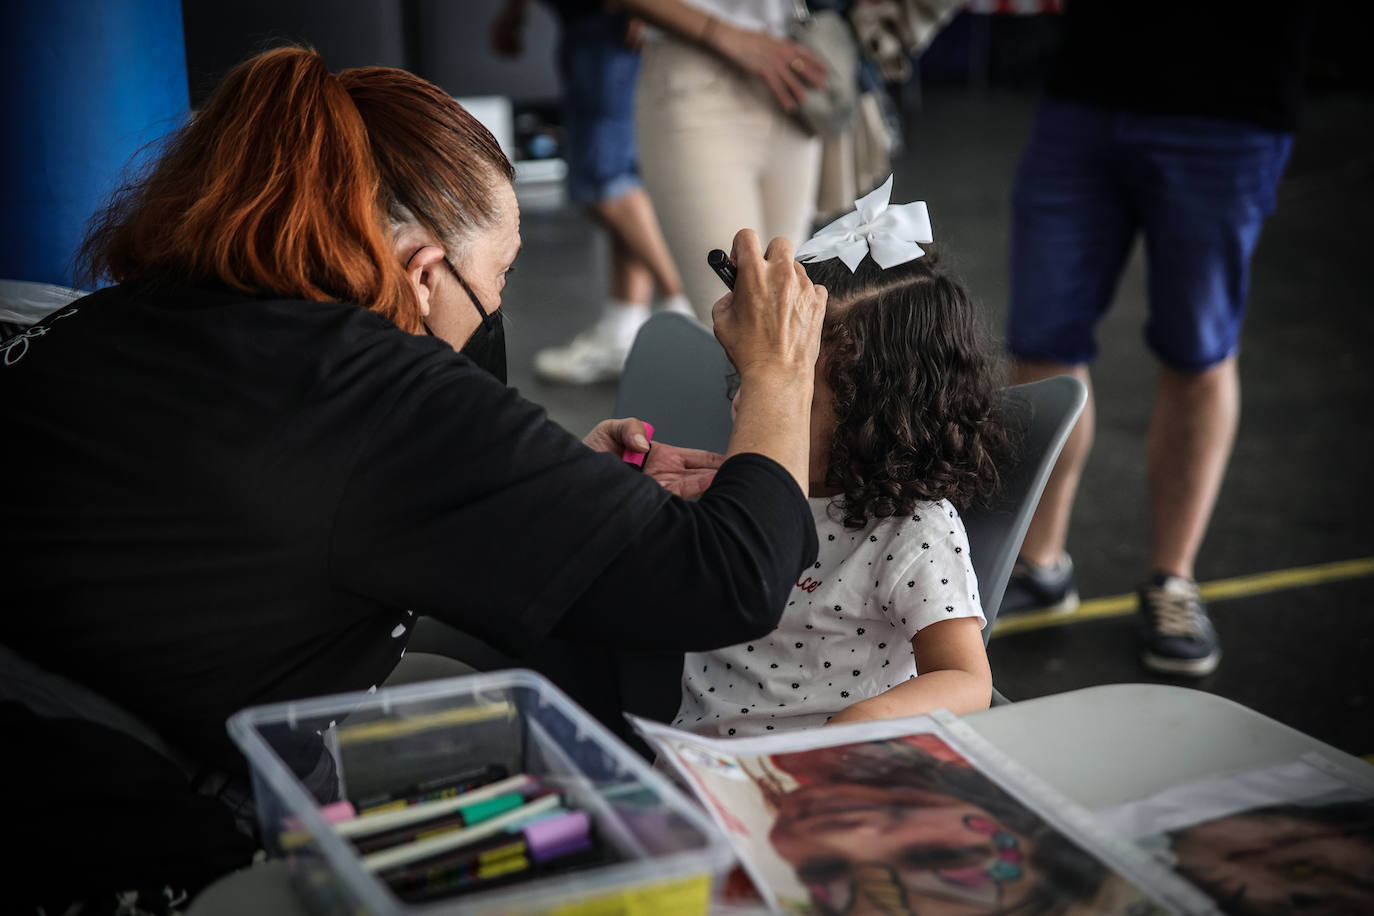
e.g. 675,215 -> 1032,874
707,249 -> 736,290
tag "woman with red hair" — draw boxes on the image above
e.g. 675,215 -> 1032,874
1,46 -> 826,907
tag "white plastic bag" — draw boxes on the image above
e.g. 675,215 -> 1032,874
0,279 -> 87,336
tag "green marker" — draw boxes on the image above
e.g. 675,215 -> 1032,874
458,792 -> 524,825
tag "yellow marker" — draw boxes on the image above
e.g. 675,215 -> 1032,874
541,875 -> 711,916
278,828 -> 313,851
357,798 -> 409,816
336,701 -> 515,744
478,840 -> 527,866
359,786 -> 463,816
477,852 -> 530,880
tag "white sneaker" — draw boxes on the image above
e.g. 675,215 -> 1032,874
659,293 -> 698,319
533,322 -> 634,385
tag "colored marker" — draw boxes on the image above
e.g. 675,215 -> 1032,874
621,421 -> 654,469
335,702 -> 515,744
336,774 -> 533,839
524,809 -> 594,864
396,841 -> 603,903
352,763 -> 508,814
381,810 -> 586,884
362,793 -> 562,872
351,791 -> 527,855
707,249 -> 736,290
382,811 -> 594,898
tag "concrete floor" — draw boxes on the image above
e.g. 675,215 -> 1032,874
497,86 -> 1374,759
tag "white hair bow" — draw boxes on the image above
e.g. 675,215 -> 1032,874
795,175 -> 932,272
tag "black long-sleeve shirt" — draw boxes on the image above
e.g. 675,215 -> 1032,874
1047,0 -> 1316,132
1,281 -> 816,771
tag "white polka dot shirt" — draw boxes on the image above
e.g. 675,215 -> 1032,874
674,497 -> 985,737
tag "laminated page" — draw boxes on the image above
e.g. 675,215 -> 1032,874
631,712 -> 1216,915
1095,752 -> 1374,914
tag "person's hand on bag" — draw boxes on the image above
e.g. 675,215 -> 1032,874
708,23 -> 828,112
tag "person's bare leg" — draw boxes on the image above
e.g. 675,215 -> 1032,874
531,202 -> 659,385
1146,356 -> 1239,581
1009,360 -> 1095,568
608,231 -> 654,305
589,187 -> 684,297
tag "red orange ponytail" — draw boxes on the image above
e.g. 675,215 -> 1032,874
82,46 -> 513,335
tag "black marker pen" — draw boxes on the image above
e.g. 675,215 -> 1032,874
707,249 -> 736,290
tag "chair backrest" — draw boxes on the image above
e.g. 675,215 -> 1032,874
613,313 -> 734,454
962,376 -> 1087,642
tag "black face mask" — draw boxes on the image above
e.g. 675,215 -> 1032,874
426,257 -> 506,385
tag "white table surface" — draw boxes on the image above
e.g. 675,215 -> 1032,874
962,682 -> 1369,808
187,683 -> 1374,914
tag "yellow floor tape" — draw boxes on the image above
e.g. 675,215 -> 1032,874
991,556 -> 1374,637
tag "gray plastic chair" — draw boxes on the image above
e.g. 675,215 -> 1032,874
962,376 -> 1087,704
964,376 -> 1087,638
612,315 -> 1088,706
614,317 -> 1087,636
613,312 -> 734,454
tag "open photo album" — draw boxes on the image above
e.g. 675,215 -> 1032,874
631,711 -> 1215,915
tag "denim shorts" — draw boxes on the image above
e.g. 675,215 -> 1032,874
558,14 -> 641,205
1008,97 -> 1294,371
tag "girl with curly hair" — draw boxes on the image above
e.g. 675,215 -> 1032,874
674,181 -> 1012,737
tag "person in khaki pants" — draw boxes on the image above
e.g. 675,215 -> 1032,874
624,0 -> 827,320
492,0 -> 696,385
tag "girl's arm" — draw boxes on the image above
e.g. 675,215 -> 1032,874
826,618 -> 992,725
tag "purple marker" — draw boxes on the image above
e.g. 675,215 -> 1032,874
524,810 -> 592,864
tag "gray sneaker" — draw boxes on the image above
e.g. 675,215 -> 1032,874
998,555 -> 1079,617
1138,574 -> 1220,676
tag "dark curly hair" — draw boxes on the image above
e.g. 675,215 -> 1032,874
803,249 -> 1011,530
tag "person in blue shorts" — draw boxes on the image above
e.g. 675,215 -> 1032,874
1000,1 -> 1314,677
492,0 -> 695,384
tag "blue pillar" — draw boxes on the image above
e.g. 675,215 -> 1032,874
1,1 -> 189,288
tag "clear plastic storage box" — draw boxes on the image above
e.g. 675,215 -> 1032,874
228,669 -> 735,915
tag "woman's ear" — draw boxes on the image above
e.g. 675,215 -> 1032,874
404,245 -> 447,319
394,222 -> 446,321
